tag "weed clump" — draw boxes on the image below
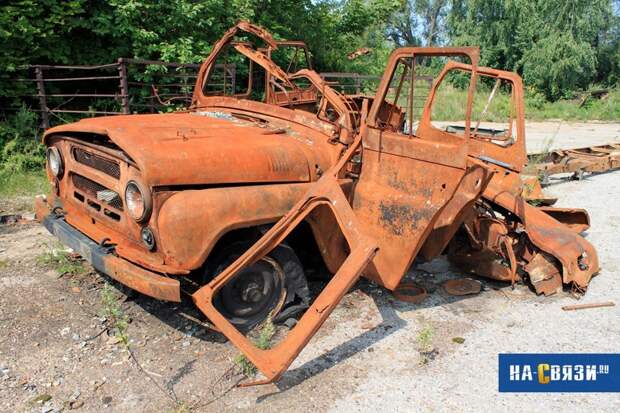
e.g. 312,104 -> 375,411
416,324 -> 436,365
100,283 -> 130,346
233,316 -> 276,377
36,243 -> 87,276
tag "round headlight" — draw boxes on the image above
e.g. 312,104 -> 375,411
125,181 -> 151,222
46,147 -> 63,177
141,227 -> 156,251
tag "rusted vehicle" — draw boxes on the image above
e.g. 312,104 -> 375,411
36,22 -> 351,330
36,22 -> 600,385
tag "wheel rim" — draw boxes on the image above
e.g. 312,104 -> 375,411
219,256 -> 287,322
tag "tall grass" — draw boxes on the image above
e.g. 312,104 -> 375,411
0,107 -> 47,199
425,84 -> 620,122
526,89 -> 620,121
0,170 -> 49,198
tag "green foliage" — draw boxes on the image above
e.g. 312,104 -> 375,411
416,324 -> 434,352
0,0 -> 619,164
522,32 -> 597,100
0,106 -> 47,198
526,89 -> 620,121
0,0 -> 398,77
165,403 -> 191,413
416,323 -> 435,364
0,170 -> 48,200
0,107 -> 44,173
448,0 -> 619,100
233,316 -> 276,377
37,244 -> 88,276
426,79 -> 620,122
100,283 -> 130,346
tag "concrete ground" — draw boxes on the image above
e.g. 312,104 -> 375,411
525,120 -> 620,152
328,171 -> 620,413
0,122 -> 618,412
435,120 -> 620,153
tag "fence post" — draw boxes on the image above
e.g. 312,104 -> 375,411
149,87 -> 156,113
34,66 -> 50,129
117,58 -> 130,114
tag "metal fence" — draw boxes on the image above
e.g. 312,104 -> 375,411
9,59 -> 203,129
4,60 -> 433,130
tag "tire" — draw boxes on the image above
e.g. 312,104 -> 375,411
205,241 -> 309,331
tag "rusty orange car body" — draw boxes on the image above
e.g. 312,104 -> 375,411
36,22 -> 600,385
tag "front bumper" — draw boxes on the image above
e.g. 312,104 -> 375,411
36,196 -> 180,302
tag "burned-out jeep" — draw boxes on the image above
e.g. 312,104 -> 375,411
36,22 -> 355,330
37,22 -> 599,384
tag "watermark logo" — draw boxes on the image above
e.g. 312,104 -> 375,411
499,354 -> 620,392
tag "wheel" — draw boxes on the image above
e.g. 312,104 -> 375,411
205,241 -> 309,331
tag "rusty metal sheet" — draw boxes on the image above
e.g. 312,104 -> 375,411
442,278 -> 482,296
537,207 -> 590,234
44,113 -> 316,187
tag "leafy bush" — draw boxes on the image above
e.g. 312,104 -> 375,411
0,107 -> 47,199
0,107 -> 44,176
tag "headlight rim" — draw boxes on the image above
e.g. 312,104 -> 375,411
46,146 -> 64,178
124,180 -> 152,223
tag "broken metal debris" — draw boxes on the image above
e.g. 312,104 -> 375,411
392,283 -> 428,304
561,301 -> 616,311
0,214 -> 34,225
0,214 -> 22,225
36,22 -> 605,385
442,279 -> 482,296
527,143 -> 620,184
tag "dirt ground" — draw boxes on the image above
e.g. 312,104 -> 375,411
0,122 -> 619,412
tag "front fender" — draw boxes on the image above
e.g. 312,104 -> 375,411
157,183 -> 311,270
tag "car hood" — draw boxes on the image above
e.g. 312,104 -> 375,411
43,112 -> 313,187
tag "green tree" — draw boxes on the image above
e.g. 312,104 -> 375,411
388,0 -> 449,46
447,0 -> 618,99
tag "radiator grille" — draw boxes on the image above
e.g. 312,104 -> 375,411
72,174 -> 123,211
73,147 -> 121,179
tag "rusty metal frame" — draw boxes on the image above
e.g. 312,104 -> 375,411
190,48 -> 486,384
34,22 -> 609,388
193,135 -> 377,385
367,46 -> 480,134
527,143 -> 620,183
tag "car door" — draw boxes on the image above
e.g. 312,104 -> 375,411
352,47 -> 483,290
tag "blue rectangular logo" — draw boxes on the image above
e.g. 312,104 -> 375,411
499,354 -> 620,392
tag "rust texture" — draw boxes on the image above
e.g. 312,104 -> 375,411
442,279 -> 482,296
392,283 -> 428,304
36,22 -> 605,385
